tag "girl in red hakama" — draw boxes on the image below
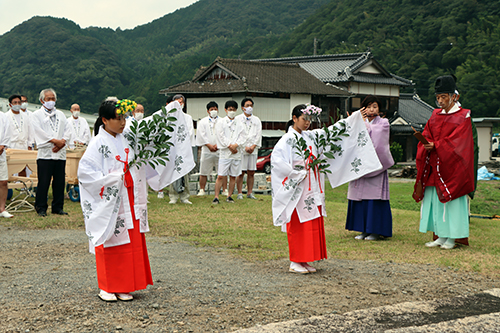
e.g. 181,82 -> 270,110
271,104 -> 383,274
79,99 -> 193,301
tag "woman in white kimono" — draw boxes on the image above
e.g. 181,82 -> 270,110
78,100 -> 194,301
271,104 -> 383,274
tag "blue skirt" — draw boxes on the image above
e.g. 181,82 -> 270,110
345,200 -> 393,237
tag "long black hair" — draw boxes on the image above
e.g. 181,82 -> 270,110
286,104 -> 306,129
94,100 -> 118,135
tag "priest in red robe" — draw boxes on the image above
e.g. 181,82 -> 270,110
413,75 -> 478,249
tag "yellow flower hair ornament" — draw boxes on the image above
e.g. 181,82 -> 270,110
115,99 -> 137,115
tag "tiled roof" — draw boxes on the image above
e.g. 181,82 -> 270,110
160,58 -> 352,96
256,52 -> 413,87
390,93 -> 434,133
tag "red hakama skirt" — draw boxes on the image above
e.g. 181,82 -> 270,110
286,207 -> 327,262
94,172 -> 153,293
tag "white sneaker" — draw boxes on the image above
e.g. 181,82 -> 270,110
221,189 -> 229,196
247,193 -> 257,200
0,211 -> 13,218
169,200 -> 177,204
116,293 -> 133,301
157,192 -> 164,199
197,189 -> 206,196
237,193 -> 244,200
181,199 -> 192,204
98,290 -> 117,302
289,262 -> 309,274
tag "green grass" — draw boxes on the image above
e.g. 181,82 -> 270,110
2,180 -> 500,277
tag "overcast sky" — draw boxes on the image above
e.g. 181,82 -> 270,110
0,0 -> 199,36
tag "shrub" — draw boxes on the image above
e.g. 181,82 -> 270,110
390,142 -> 403,164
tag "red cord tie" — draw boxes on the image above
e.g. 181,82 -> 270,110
99,186 -> 104,199
115,148 -> 132,188
282,176 -> 288,186
304,146 -> 322,193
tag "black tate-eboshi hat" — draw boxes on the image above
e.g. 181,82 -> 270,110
435,75 -> 457,94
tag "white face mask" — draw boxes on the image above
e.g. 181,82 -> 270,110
72,111 -> 80,118
43,100 -> 56,110
135,113 -> 144,121
209,110 -> 218,118
21,102 -> 28,110
227,111 -> 236,119
11,104 -> 22,112
244,106 -> 253,115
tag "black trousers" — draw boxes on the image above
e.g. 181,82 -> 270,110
35,159 -> 66,213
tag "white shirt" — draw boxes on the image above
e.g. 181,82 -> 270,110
31,107 -> 71,160
196,115 -> 219,155
6,110 -> 32,150
67,116 -> 91,148
215,116 -> 246,160
235,113 -> 262,155
0,112 -> 11,163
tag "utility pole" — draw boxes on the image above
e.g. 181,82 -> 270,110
313,37 -> 318,56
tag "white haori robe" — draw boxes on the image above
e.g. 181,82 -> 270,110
215,116 -> 246,160
67,116 -> 91,148
6,110 -> 32,150
235,113 -> 262,156
196,116 -> 219,156
79,100 -> 194,253
31,107 -> 71,160
184,113 -> 196,147
146,100 -> 195,191
79,129 -> 148,253
271,111 -> 383,231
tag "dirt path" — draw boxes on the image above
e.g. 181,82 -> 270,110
1,225 -> 498,332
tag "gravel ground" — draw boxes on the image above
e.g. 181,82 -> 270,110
1,224 -> 499,333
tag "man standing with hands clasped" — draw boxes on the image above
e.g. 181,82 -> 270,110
236,98 -> 262,200
413,75 -> 478,250
31,88 -> 71,217
212,100 -> 245,204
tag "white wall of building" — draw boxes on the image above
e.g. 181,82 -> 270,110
475,125 -> 492,162
349,82 -> 399,97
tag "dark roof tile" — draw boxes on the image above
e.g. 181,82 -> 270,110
160,58 -> 352,96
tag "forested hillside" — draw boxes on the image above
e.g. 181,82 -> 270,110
0,0 -> 329,113
1,0 -> 499,117
267,0 -> 500,117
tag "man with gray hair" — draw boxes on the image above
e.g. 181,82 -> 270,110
31,88 -> 71,217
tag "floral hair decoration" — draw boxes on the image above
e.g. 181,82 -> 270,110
301,104 -> 322,116
115,99 -> 137,115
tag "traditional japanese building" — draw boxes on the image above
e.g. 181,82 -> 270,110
256,51 -> 413,119
159,57 -> 352,147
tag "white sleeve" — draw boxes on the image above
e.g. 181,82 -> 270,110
196,120 -> 210,146
31,114 -> 54,147
270,136 -> 306,226
82,119 -> 91,144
